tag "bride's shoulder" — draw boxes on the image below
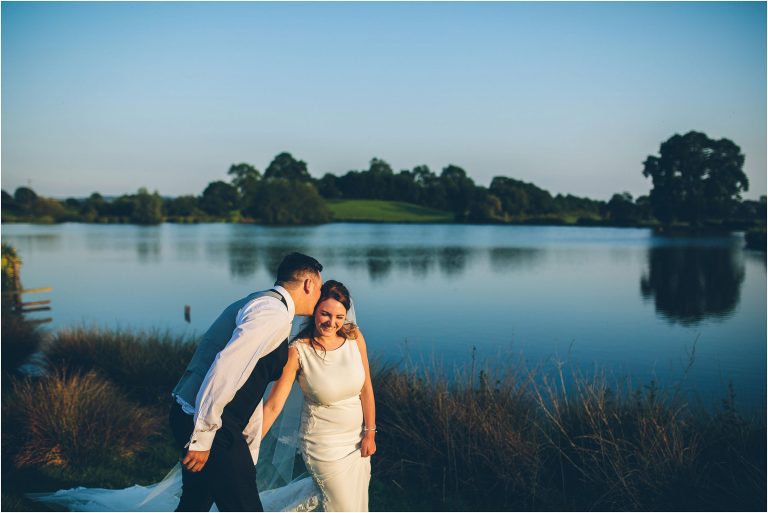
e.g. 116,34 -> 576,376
349,326 -> 364,341
289,337 -> 311,348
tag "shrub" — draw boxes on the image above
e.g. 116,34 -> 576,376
42,327 -> 197,405
1,314 -> 45,378
4,371 -> 159,469
1,243 -> 21,292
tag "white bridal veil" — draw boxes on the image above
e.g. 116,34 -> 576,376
30,302 -> 357,512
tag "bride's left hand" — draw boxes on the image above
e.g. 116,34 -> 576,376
361,434 -> 376,457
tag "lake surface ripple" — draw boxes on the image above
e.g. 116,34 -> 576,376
3,223 -> 765,410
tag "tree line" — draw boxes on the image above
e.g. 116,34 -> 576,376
2,131 -> 765,227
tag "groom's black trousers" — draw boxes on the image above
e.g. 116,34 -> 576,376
169,402 -> 264,512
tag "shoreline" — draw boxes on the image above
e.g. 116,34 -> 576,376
1,216 -> 762,232
2,323 -> 766,511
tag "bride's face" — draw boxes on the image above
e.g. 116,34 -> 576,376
314,298 -> 347,337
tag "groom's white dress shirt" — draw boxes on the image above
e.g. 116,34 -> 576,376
174,285 -> 295,464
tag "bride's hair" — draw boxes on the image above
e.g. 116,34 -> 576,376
296,279 -> 358,358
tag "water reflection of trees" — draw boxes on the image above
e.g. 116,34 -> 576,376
640,244 -> 745,324
363,248 -> 394,281
4,234 -> 61,253
489,247 -> 542,272
224,243 -> 315,279
209,239 -> 543,281
135,228 -> 161,263
226,241 -> 260,277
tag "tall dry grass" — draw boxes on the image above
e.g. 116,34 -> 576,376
373,362 -> 546,510
2,322 -> 762,511
371,362 -> 766,511
3,371 -> 160,469
3,325 -> 191,510
42,327 -> 197,405
534,371 -> 700,510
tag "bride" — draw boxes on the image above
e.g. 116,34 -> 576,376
30,281 -> 374,512
263,280 -> 376,512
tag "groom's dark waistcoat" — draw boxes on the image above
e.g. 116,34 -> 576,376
172,289 -> 288,409
223,338 -> 289,429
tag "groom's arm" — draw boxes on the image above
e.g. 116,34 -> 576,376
188,297 -> 290,455
260,347 -> 300,437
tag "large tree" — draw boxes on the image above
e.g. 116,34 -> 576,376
245,179 -> 331,225
13,187 -> 38,209
440,165 -> 475,220
316,173 -> 343,199
489,177 -> 530,217
264,152 -> 311,182
228,163 -> 261,197
606,192 -> 640,224
165,195 -> 203,218
642,131 -> 748,226
131,188 -> 164,225
200,181 -> 239,216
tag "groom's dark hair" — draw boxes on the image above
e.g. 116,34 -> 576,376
275,252 -> 323,285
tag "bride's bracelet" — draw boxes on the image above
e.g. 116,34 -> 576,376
363,426 -> 377,433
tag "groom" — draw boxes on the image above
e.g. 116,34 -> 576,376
169,252 -> 323,511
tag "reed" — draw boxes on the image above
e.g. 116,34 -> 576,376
371,362 -> 766,511
42,326 -> 197,405
4,371 -> 160,469
372,361 -> 545,511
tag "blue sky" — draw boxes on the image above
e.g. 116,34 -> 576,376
2,1 -> 765,200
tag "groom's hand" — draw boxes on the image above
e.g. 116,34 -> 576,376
181,449 -> 210,472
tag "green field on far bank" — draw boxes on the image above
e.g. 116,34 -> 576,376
328,199 -> 454,223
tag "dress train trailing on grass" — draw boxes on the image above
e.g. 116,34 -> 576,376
27,316 -> 327,512
29,464 -> 321,512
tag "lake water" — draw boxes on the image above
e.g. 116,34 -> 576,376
2,223 -> 765,411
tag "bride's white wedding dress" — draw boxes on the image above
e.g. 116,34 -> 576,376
28,381 -> 322,512
33,339 -> 373,512
292,338 -> 371,512
28,316 -> 325,512
35,338 -> 374,512
29,463 -> 321,512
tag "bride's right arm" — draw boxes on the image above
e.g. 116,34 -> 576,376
262,346 -> 300,439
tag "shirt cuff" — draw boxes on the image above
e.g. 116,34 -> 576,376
187,429 -> 216,452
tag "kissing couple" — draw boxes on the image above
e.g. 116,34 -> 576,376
170,252 -> 376,512
34,252 -> 376,512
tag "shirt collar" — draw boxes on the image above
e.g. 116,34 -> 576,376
272,284 -> 296,319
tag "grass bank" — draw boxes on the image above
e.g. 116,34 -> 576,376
325,199 -> 660,228
327,199 -> 454,223
2,322 -> 765,511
